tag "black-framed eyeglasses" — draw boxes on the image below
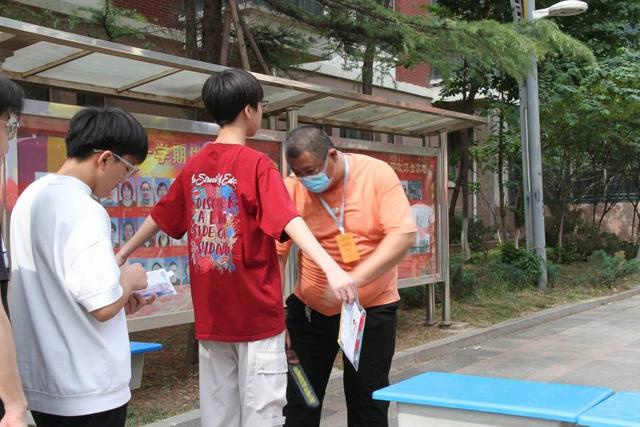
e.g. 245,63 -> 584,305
0,119 -> 19,140
93,149 -> 139,180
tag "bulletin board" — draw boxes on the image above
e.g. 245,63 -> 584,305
6,100 -> 284,331
6,101 -> 448,329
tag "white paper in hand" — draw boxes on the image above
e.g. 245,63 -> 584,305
338,300 -> 366,371
135,269 -> 177,299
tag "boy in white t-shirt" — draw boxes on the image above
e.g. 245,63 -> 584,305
9,107 -> 155,427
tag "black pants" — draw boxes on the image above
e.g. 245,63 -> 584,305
284,294 -> 398,427
31,404 -> 127,427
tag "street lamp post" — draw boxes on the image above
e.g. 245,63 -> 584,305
510,0 -> 588,289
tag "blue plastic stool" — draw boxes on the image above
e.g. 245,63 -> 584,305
130,341 -> 163,390
578,392 -> 640,427
373,372 -> 613,426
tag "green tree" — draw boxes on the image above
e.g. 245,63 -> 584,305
262,0 -> 591,93
539,0 -> 640,57
431,0 -> 592,258
181,0 -> 313,74
540,49 -> 640,224
70,0 -> 149,43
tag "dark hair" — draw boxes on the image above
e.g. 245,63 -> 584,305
157,182 -> 168,192
285,126 -> 335,161
0,77 -> 24,117
201,69 -> 263,127
139,180 -> 151,190
65,107 -> 148,162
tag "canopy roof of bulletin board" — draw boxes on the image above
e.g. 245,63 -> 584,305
0,17 -> 486,137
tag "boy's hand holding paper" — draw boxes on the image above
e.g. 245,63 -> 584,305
134,269 -> 177,299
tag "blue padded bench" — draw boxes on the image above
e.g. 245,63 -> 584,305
373,372 -> 613,427
130,341 -> 163,390
577,392 -> 640,427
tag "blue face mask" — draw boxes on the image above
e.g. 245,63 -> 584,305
300,155 -> 331,193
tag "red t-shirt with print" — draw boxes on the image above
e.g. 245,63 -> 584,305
151,143 -> 299,342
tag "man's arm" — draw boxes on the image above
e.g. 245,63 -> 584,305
0,308 -> 27,427
349,232 -> 416,287
284,217 -> 356,304
116,216 -> 160,266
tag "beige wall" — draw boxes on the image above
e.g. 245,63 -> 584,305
577,203 -> 638,241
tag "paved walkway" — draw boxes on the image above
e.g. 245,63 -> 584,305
320,294 -> 640,427
144,291 -> 640,427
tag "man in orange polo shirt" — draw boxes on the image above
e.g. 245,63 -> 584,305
278,126 -> 416,427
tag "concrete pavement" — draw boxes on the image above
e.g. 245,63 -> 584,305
320,293 -> 640,427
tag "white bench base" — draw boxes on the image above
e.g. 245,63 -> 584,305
397,403 -> 576,427
130,352 -> 146,390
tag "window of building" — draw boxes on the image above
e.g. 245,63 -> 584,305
20,82 -> 49,102
77,92 -> 105,107
340,127 -> 363,140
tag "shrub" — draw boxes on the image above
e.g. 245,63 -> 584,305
399,286 -> 425,309
450,256 -> 478,300
486,241 -> 541,289
548,218 -> 638,263
589,250 -> 640,285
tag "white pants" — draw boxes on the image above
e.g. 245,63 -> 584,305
199,332 -> 287,427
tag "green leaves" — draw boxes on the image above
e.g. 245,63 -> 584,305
262,0 -> 591,82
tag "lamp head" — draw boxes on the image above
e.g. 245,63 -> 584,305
533,1 -> 588,20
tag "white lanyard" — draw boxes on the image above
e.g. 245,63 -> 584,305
317,154 -> 349,234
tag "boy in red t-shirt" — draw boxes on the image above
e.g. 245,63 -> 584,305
117,69 -> 355,427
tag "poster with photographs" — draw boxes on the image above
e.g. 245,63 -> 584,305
12,113 -> 283,325
346,149 -> 439,279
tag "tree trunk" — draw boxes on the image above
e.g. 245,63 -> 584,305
184,0 -> 198,59
202,0 -> 223,63
631,206 -> 637,242
558,210 -> 565,250
497,110 -> 507,239
219,5 -> 232,65
361,40 -> 375,140
630,201 -> 640,243
510,184 -> 522,248
237,4 -> 271,74
449,169 -> 462,222
229,0 -> 250,70
461,128 -> 471,260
